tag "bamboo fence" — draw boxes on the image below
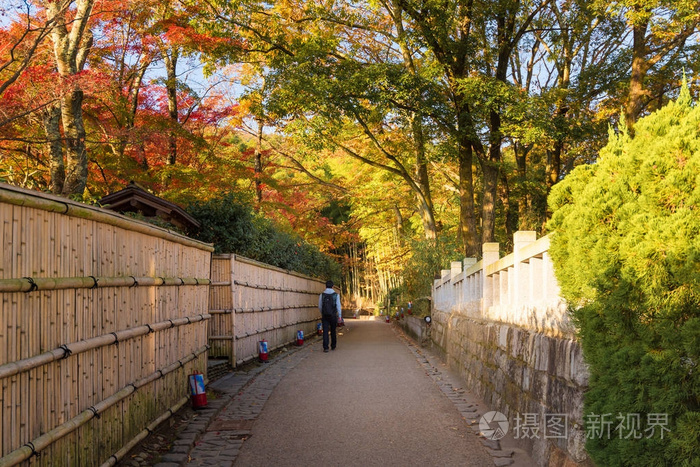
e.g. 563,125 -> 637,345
208,255 -> 325,365
0,183 -> 214,466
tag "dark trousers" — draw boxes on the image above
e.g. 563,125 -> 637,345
322,314 -> 337,350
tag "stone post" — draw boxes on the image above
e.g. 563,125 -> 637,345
451,261 -> 462,277
450,261 -> 462,310
513,231 -> 537,313
463,258 -> 477,302
482,243 -> 500,318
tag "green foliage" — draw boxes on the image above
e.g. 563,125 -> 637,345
548,92 -> 700,466
186,192 -> 257,253
401,235 -> 461,306
320,200 -> 351,225
120,211 -> 186,235
186,192 -> 340,281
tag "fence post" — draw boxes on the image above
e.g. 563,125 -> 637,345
481,243 -> 500,318
450,261 -> 462,310
230,255 -> 237,365
513,231 -> 537,313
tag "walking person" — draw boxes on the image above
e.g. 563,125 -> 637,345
319,280 -> 341,352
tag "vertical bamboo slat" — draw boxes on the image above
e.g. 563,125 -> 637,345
221,255 -> 324,366
2,181 -> 329,464
0,184 -> 212,465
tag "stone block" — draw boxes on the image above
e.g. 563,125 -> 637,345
530,372 -> 548,402
499,326 -> 509,350
533,335 -> 550,372
521,366 -> 532,392
162,453 -> 188,463
494,458 -> 515,466
504,355 -> 523,385
509,326 -> 524,360
568,342 -> 589,387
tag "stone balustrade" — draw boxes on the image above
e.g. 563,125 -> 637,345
430,231 -> 590,466
434,231 -> 573,338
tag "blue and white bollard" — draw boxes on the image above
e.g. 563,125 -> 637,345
188,372 -> 207,409
259,339 -> 269,362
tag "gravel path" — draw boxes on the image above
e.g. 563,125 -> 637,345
120,319 -> 535,467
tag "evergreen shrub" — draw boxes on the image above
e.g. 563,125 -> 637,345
186,192 -> 340,281
547,90 -> 700,466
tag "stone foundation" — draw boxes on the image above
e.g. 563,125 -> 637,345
429,310 -> 590,466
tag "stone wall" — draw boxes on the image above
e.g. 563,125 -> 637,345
430,312 -> 589,465
430,231 -> 591,466
400,315 -> 428,343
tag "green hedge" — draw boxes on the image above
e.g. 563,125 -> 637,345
547,90 -> 700,466
186,193 -> 340,282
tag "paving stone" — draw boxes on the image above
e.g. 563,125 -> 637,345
487,448 -> 514,458
173,437 -> 195,446
170,444 -> 191,454
494,458 -> 515,466
161,453 -> 188,462
479,438 -> 501,450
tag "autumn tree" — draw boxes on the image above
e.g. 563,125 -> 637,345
85,0 -> 158,179
42,0 -> 95,195
0,1 -> 57,99
192,0 -> 442,241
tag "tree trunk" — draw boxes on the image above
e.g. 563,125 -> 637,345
61,89 -> 88,195
625,18 -> 649,134
163,47 -> 179,165
393,4 -> 438,241
254,118 -> 264,206
481,11 -> 515,244
46,0 -> 94,197
458,139 -> 478,257
43,103 -> 64,194
499,170 -> 514,246
514,142 -> 531,229
481,108 -> 502,244
411,114 -> 437,240
546,139 -> 563,191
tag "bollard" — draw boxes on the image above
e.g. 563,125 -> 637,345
189,372 -> 208,409
296,330 -> 304,346
259,339 -> 269,362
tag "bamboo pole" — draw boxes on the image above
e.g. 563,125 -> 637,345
0,276 -> 211,293
0,345 -> 209,466
0,184 -> 214,252
99,395 -> 189,467
0,314 -> 211,379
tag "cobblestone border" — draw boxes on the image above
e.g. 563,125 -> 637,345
123,322 -> 524,467
179,344 -> 314,466
392,325 -> 517,467
116,338 -> 319,467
